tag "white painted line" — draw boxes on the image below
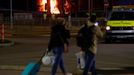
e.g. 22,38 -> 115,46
98,67 -> 125,70
0,65 -> 51,72
0,65 -> 24,70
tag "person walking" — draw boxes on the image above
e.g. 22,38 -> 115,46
48,17 -> 70,75
76,14 -> 103,75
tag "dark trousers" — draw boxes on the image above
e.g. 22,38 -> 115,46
83,49 -> 97,75
51,46 -> 66,75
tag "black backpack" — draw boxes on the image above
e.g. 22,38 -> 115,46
76,25 -> 95,48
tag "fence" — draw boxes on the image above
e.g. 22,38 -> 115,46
0,9 -> 106,26
1,17 -> 88,26
0,9 -> 107,38
0,16 -> 89,37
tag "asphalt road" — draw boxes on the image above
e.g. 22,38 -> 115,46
0,37 -> 134,75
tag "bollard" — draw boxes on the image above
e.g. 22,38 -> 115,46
0,24 -> 13,47
1,24 -> 4,46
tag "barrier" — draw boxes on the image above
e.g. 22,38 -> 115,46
0,24 -> 5,46
0,24 -> 13,47
1,24 -> 4,43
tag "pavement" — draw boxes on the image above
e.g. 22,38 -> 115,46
0,25 -> 134,75
0,65 -> 134,75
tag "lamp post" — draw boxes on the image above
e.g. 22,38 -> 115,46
88,0 -> 93,16
88,0 -> 90,16
10,0 -> 13,29
104,0 -> 109,18
26,0 -> 29,12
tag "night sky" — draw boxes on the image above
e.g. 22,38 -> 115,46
0,0 -> 37,11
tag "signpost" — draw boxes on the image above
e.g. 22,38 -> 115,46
104,0 -> 109,17
88,0 -> 93,16
10,0 -> 13,29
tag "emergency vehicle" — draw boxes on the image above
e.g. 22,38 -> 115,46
105,5 -> 134,42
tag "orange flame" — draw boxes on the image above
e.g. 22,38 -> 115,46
50,0 -> 60,14
37,0 -> 47,12
64,0 -> 71,14
37,0 -> 71,14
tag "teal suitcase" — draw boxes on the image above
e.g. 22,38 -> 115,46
21,50 -> 47,75
21,62 -> 41,75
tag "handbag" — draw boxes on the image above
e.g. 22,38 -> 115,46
42,51 -> 55,65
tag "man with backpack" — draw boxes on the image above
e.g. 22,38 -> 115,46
76,14 -> 103,75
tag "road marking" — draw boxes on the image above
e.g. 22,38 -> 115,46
0,65 -> 51,72
97,67 -> 125,70
0,65 -> 24,70
0,65 -> 132,72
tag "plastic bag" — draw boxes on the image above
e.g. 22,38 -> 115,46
42,52 -> 55,65
75,51 -> 85,69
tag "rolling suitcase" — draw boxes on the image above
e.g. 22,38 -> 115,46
21,50 -> 47,75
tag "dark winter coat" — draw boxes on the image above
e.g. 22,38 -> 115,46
48,24 -> 70,51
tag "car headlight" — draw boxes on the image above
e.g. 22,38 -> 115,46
106,26 -> 111,30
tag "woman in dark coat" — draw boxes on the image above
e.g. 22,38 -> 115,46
48,17 -> 70,75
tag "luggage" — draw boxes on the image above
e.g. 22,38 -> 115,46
21,50 -> 47,75
21,62 -> 41,75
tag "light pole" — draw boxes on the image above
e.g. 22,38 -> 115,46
88,0 -> 90,15
26,0 -> 28,12
10,0 -> 13,29
104,0 -> 109,18
88,0 -> 93,16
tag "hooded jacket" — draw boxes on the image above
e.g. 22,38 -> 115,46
79,21 -> 103,55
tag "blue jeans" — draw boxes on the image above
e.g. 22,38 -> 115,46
51,46 -> 66,75
83,50 -> 97,75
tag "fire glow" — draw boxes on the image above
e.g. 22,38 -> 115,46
37,0 -> 47,12
50,0 -> 60,14
37,0 -> 71,14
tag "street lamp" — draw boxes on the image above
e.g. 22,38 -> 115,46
88,0 -> 90,15
10,0 -> 13,29
88,0 -> 93,16
104,0 -> 109,17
